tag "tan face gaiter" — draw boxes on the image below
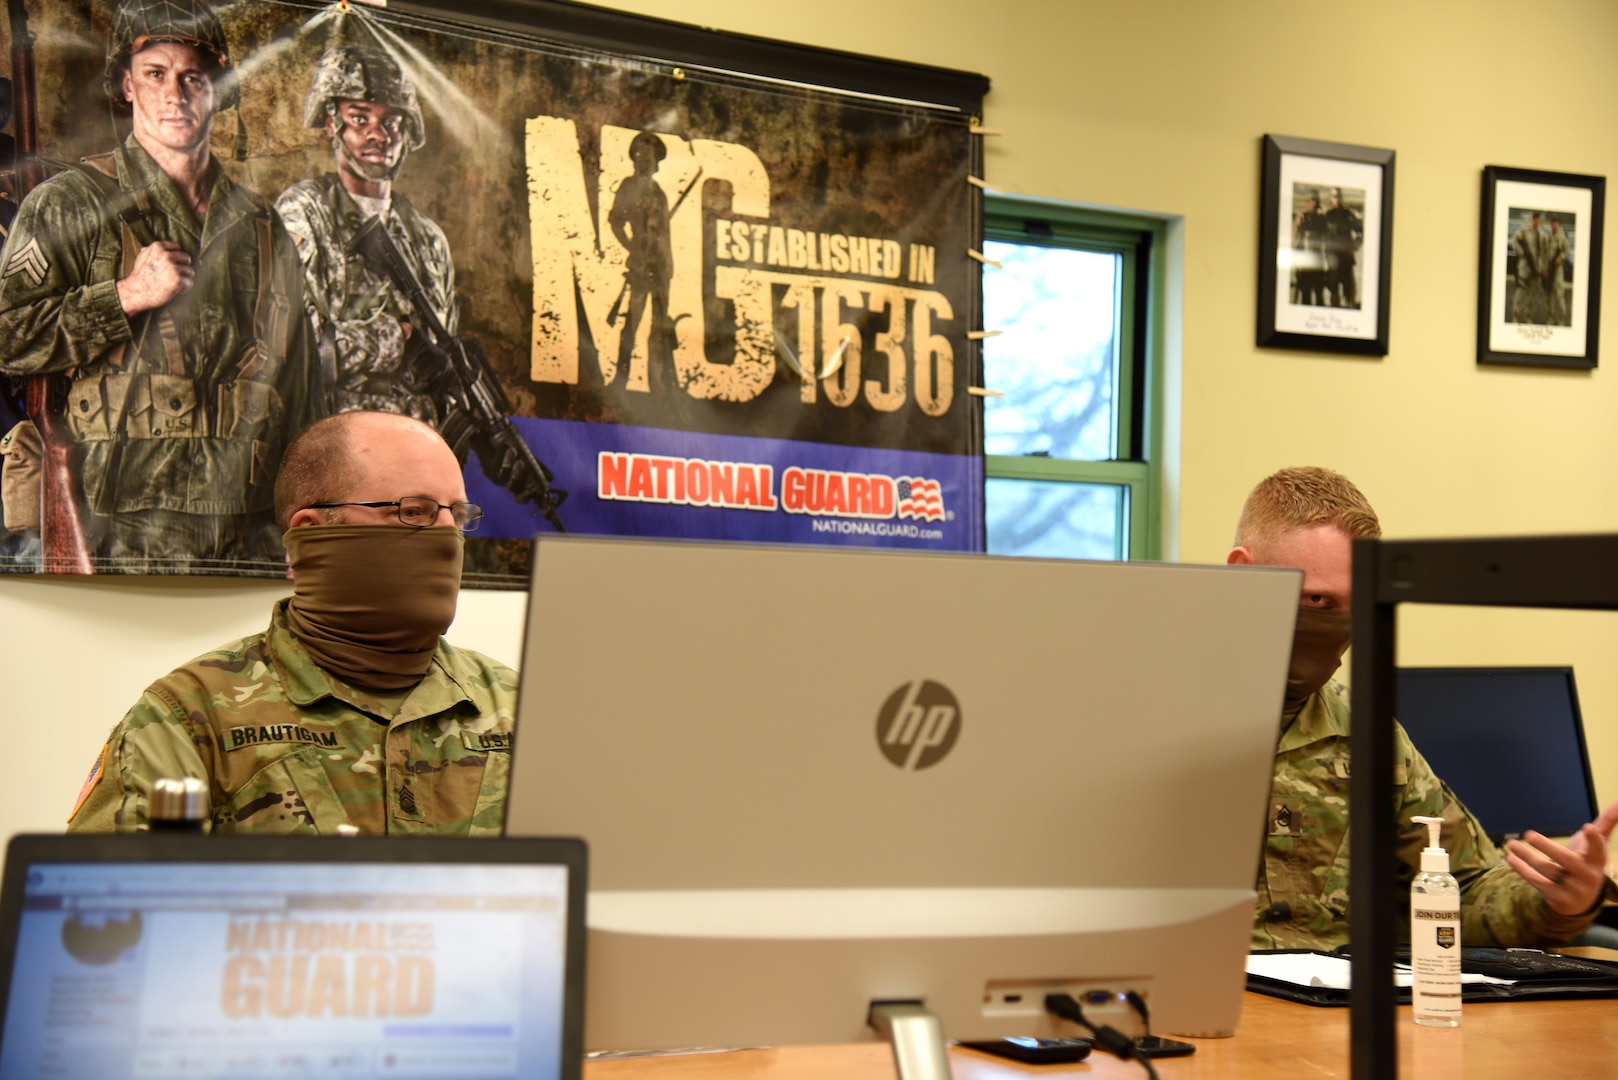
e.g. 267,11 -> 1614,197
284,525 -> 464,691
1283,606 -> 1353,716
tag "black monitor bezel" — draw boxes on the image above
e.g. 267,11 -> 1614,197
1352,533 -> 1618,1080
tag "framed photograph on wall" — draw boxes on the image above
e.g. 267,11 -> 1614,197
1257,134 -> 1395,356
1478,166 -> 1605,369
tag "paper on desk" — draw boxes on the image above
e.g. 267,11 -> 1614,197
1246,953 -> 1514,990
1246,952 -> 1381,989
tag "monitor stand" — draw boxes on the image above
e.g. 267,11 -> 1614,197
869,1001 -> 954,1080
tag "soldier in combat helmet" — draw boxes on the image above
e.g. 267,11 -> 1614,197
276,43 -> 457,426
0,0 -> 320,573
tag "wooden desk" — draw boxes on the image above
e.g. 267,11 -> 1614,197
585,991 -> 1618,1080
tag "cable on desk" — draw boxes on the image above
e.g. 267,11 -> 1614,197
1124,991 -> 1152,1035
1043,993 -> 1160,1080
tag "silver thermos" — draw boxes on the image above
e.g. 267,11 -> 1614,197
148,777 -> 208,833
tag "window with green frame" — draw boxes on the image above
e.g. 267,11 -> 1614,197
980,195 -> 1164,561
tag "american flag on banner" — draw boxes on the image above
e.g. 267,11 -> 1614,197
896,477 -> 945,521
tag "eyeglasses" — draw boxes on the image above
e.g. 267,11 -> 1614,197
303,496 -> 483,532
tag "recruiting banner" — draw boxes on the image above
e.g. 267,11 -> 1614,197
0,0 -> 984,585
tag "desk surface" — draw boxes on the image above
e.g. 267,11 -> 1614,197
584,991 -> 1618,1080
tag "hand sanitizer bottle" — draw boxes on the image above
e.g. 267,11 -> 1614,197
1410,814 -> 1461,1028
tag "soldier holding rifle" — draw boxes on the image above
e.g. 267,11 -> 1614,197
608,130 -> 674,388
278,42 -> 564,529
275,43 -> 456,426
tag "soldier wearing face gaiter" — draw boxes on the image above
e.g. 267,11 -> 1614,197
1281,606 -> 1352,721
1234,467 -> 1618,954
68,412 -> 520,836
284,524 -> 464,690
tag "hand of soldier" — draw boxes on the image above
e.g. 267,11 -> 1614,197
403,329 -> 456,395
472,436 -> 540,506
117,241 -> 194,316
1504,798 -> 1618,916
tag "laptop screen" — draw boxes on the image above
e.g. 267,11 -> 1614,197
0,836 -> 585,1080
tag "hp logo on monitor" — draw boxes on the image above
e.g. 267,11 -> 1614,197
876,680 -> 961,770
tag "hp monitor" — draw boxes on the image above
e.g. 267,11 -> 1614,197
506,537 -> 1300,1056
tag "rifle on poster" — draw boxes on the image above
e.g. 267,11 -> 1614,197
606,165 -> 701,330
6,0 -> 94,573
348,216 -> 567,533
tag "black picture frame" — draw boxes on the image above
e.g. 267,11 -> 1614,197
1257,134 -> 1395,356
1477,166 -> 1605,370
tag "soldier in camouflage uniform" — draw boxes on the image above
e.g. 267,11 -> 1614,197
275,44 -> 457,427
1231,467 -> 1618,950
1322,187 -> 1362,309
1545,212 -> 1572,326
69,412 -> 516,834
1511,210 -> 1546,324
0,0 -> 320,572
1292,192 -> 1328,307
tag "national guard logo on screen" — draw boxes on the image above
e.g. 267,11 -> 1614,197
1436,926 -> 1456,950
875,679 -> 961,770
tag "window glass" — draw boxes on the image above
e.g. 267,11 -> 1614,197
982,240 -> 1120,461
985,478 -> 1125,560
979,197 -> 1160,562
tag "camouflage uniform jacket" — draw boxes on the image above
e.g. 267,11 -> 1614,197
68,598 -> 516,836
0,136 -> 319,538
1513,223 -> 1544,285
274,174 -> 456,425
1545,229 -> 1571,288
1254,680 -> 1608,950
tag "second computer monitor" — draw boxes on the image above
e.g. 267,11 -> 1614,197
1396,666 -> 1599,840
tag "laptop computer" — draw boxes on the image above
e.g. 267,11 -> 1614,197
0,833 -> 586,1080
505,536 -> 1301,1047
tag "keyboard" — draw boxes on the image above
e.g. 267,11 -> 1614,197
1462,948 -> 1618,982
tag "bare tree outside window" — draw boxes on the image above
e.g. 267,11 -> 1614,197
983,240 -> 1125,559
987,478 -> 1123,559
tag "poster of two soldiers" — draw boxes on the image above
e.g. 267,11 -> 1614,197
0,0 -> 979,583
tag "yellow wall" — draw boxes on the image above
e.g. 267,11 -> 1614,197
3,0 -> 1616,835
596,0 -> 1618,808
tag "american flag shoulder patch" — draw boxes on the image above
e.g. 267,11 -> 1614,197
68,743 -> 108,823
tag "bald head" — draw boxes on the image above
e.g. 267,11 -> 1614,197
274,411 -> 464,532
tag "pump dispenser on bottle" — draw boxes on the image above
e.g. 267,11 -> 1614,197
1410,814 -> 1461,1027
